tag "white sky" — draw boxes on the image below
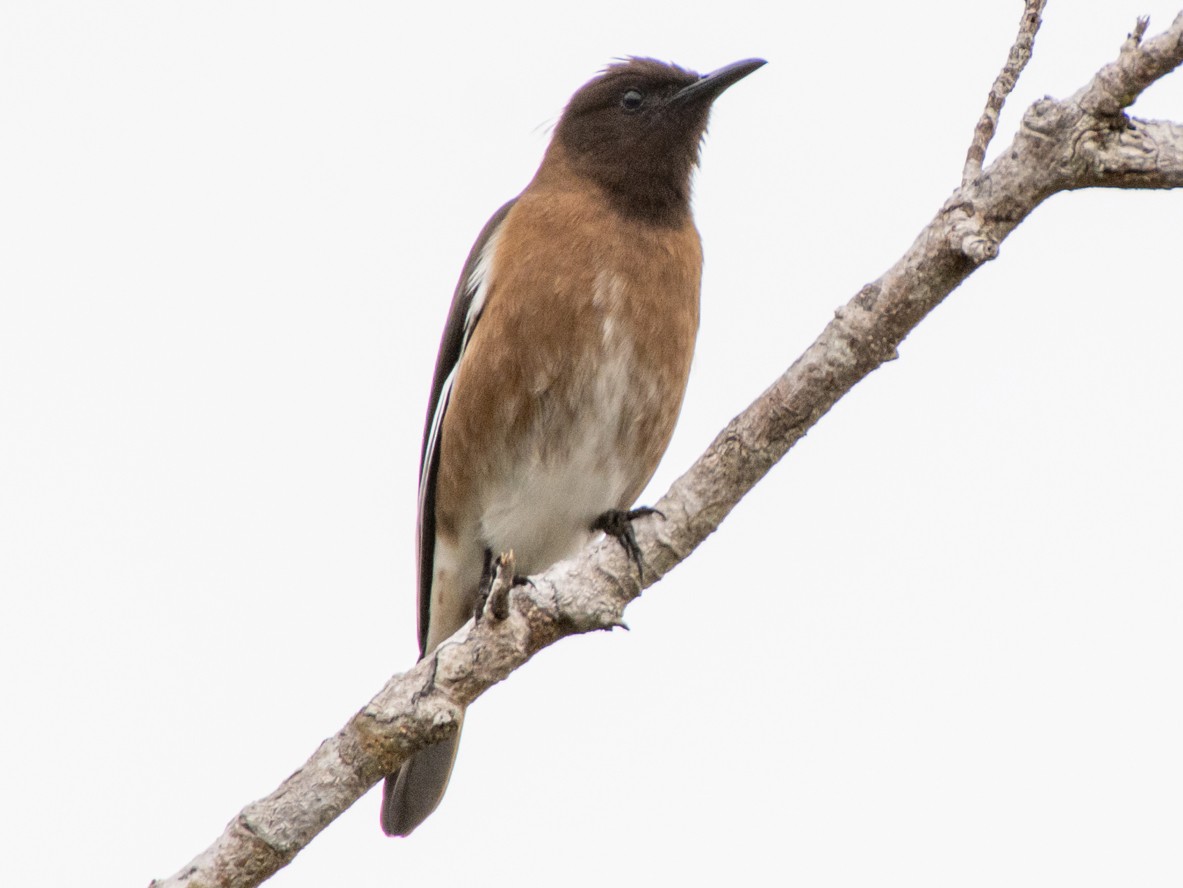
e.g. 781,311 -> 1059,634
2,2 -> 1182,886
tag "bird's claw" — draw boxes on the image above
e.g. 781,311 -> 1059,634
592,506 -> 664,581
474,550 -> 525,624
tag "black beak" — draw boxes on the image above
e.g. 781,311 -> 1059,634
673,58 -> 766,104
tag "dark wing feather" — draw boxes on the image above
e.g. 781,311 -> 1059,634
415,198 -> 517,655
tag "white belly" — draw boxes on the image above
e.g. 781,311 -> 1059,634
479,311 -> 651,574
479,431 -> 631,575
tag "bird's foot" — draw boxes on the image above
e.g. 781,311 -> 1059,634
592,506 -> 664,581
471,549 -> 495,623
473,549 -> 527,624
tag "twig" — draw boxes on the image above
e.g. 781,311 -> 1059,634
962,0 -> 1047,185
1077,12 -> 1183,117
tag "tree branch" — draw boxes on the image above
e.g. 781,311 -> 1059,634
151,9 -> 1183,888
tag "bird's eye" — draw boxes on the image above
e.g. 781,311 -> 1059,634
620,89 -> 644,111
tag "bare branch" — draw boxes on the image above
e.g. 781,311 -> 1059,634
962,0 -> 1047,185
151,10 -> 1183,888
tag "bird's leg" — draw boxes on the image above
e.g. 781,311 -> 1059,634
474,549 -> 531,624
592,506 -> 665,581
471,548 -> 496,624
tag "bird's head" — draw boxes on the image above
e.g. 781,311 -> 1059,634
551,57 -> 765,224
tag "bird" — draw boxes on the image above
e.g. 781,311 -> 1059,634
381,56 -> 765,837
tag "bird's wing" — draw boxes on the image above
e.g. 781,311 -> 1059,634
415,198 -> 517,656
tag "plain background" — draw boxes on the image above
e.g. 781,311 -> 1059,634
2,2 -> 1182,885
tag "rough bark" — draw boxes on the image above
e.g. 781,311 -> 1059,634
151,10 -> 1183,888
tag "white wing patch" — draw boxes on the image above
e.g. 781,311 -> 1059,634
460,224 -> 503,351
418,223 -> 505,509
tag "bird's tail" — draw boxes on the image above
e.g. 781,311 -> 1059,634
380,719 -> 464,837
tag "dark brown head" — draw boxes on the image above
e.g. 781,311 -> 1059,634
552,57 -> 765,224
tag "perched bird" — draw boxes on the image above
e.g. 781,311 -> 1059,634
382,56 -> 765,837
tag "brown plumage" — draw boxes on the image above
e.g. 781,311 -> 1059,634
382,56 -> 764,837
